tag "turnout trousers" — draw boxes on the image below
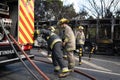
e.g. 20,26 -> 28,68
67,50 -> 75,69
52,42 -> 67,69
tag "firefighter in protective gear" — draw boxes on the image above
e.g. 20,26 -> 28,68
47,26 -> 56,57
58,18 -> 76,71
38,29 -> 70,78
75,26 -> 85,65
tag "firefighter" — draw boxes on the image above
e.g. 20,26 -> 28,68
75,26 -> 85,65
47,26 -> 56,57
58,28 -> 68,59
37,29 -> 70,78
49,26 -> 67,59
58,18 -> 76,71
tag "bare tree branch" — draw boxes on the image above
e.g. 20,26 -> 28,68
87,0 -> 100,18
82,5 -> 97,18
108,0 -> 114,10
113,0 -> 120,12
100,0 -> 104,18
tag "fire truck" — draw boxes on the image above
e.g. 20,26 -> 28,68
0,0 -> 34,66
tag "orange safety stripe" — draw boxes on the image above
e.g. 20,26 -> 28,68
18,0 -> 34,44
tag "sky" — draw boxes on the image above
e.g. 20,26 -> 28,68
61,0 -> 120,14
61,0 -> 87,13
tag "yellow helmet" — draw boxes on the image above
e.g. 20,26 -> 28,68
78,26 -> 84,30
57,18 -> 69,25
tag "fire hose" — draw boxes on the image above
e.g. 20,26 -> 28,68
35,58 -> 96,80
0,19 -> 50,80
9,34 -> 50,80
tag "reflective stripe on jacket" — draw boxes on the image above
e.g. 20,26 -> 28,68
40,29 -> 62,49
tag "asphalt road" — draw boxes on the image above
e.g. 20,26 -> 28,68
0,48 -> 120,80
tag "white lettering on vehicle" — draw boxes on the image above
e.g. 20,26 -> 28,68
0,50 -> 14,55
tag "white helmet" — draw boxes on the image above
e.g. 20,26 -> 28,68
78,26 -> 84,30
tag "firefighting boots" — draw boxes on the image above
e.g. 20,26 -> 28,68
54,66 -> 60,72
58,67 -> 70,78
68,64 -> 74,72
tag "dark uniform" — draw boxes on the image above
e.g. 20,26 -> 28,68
39,29 -> 69,77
